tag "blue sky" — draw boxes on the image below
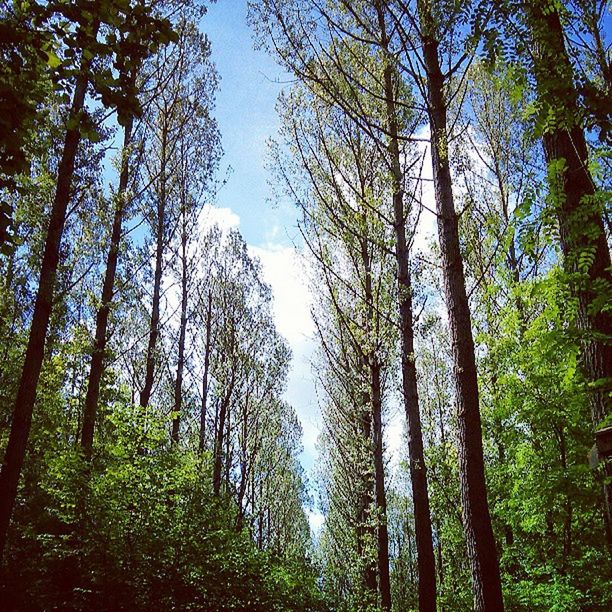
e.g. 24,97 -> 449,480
201,2 -> 323,497
203,1 -> 298,248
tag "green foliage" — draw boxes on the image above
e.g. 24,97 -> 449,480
0,0 -> 177,247
4,400 -> 324,610
477,269 -> 612,610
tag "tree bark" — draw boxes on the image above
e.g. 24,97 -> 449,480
199,291 -> 212,452
139,118 -> 168,408
375,3 -> 437,609
356,398 -> 378,601
213,368 -> 234,495
171,201 -> 188,445
0,45 -> 95,562
417,3 -> 504,609
371,357 -> 392,610
360,225 -> 393,609
236,392 -> 251,531
81,115 -> 133,459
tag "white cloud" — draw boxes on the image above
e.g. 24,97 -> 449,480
307,509 -> 325,535
199,203 -> 241,231
248,244 -> 315,345
410,127 -> 438,257
248,242 -> 322,471
385,408 -> 406,482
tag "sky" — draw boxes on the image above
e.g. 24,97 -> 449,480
201,1 -> 325,528
203,1 -> 298,247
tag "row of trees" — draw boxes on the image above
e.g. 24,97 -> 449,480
0,1 -> 322,609
252,0 -> 610,610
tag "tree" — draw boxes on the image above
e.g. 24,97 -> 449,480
523,1 -> 612,534
0,0 -> 175,562
272,84 -> 398,607
81,101 -> 135,460
393,2 -> 506,607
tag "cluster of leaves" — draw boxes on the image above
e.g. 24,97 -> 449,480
0,0 -> 175,250
4,392 -> 324,610
479,271 -> 611,610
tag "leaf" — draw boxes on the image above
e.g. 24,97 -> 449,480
45,49 -> 61,69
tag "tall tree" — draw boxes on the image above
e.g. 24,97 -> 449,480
523,1 -> 612,532
252,2 -> 437,605
0,0 -> 173,561
395,1 -> 505,608
275,86 -> 397,607
81,109 -> 135,459
374,4 -> 437,607
138,19 -> 218,409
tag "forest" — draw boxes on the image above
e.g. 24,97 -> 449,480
0,0 -> 610,610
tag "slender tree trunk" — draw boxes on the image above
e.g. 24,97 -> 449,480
360,230 -> 392,609
371,358 -> 392,610
496,430 -> 514,548
491,373 -> 515,553
406,517 -> 415,586
557,426 -> 573,569
375,4 -> 437,609
213,401 -> 227,495
199,291 -> 212,452
223,407 -> 232,488
0,46 -> 95,562
356,399 -> 378,601
435,520 -> 444,588
417,3 -> 504,609
213,376 -> 234,495
236,456 -> 247,530
171,204 -> 188,445
526,4 -> 612,539
236,397 -> 250,531
140,121 -> 168,408
81,115 -> 134,459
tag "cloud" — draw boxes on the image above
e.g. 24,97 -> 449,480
307,509 -> 325,535
199,203 -> 241,231
248,243 -> 321,471
248,244 -> 315,345
385,409 -> 406,483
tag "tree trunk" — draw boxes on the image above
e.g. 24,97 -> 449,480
223,406 -> 232,488
199,291 -> 212,452
375,4 -> 437,609
526,4 -> 612,539
81,114 -> 133,459
0,45 -> 95,562
236,396 -> 250,531
356,399 -> 378,602
371,358 -> 392,610
212,403 -> 224,494
435,520 -> 444,588
417,3 -> 504,609
171,202 -> 188,445
531,7 -> 612,424
139,120 -> 168,408
213,373 -> 234,495
360,227 -> 392,609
